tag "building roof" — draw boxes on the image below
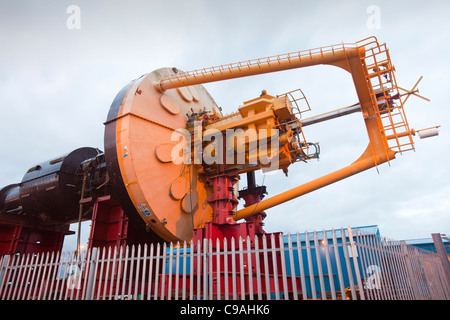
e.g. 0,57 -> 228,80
404,237 -> 450,246
283,225 -> 380,244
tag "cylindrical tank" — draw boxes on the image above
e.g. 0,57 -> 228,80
104,68 -> 221,242
0,184 -> 21,214
0,147 -> 100,225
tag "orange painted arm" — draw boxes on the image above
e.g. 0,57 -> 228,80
234,146 -> 396,221
157,46 -> 362,91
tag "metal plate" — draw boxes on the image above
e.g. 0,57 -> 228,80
104,68 -> 221,242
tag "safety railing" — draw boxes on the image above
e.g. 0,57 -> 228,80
1,227 -> 449,300
160,42 -> 359,87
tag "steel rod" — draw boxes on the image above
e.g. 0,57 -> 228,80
301,104 -> 361,127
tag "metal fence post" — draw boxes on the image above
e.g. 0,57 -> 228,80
431,233 -> 450,287
400,241 -> 420,299
85,247 -> 98,300
347,226 -> 365,300
0,255 -> 11,296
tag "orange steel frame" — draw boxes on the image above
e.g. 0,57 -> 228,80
157,36 -> 415,223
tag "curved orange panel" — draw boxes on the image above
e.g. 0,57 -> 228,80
105,68 -> 221,242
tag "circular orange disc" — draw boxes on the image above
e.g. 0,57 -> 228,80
170,177 -> 188,200
104,68 -> 221,242
155,143 -> 176,163
160,94 -> 180,115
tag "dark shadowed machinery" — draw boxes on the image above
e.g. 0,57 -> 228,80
0,37 -> 438,298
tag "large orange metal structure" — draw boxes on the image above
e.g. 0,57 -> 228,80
103,36 -> 435,244
0,37 -> 439,300
0,37 -> 437,255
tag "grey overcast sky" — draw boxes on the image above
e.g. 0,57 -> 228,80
0,0 -> 449,251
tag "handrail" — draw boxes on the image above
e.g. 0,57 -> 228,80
157,43 -> 362,91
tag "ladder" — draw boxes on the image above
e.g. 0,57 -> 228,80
357,37 -> 415,155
